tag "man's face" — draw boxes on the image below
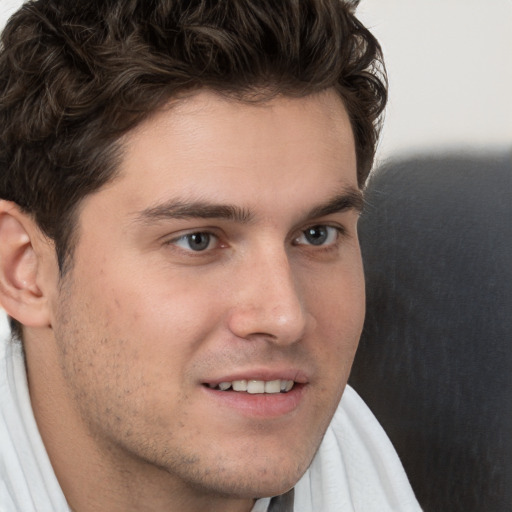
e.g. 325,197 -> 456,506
47,89 -> 365,500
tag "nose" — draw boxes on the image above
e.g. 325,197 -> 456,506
226,248 -> 309,345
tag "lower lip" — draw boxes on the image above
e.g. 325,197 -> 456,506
202,384 -> 306,419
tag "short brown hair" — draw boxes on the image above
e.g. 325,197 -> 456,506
0,0 -> 386,337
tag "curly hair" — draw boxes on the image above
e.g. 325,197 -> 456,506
0,0 -> 386,336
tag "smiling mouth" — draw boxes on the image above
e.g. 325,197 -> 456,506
205,379 -> 295,394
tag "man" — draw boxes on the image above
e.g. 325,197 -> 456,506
0,1 -> 420,511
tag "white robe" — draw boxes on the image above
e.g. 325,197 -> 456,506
0,334 -> 421,512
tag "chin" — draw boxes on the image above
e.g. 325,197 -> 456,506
203,473 -> 299,501
196,452 -> 311,500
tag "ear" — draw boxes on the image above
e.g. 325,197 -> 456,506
0,200 -> 55,328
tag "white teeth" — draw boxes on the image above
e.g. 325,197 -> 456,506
280,380 -> 294,392
232,380 -> 248,391
247,380 -> 265,394
210,379 -> 295,394
264,380 -> 282,394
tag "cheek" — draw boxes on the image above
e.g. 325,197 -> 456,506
305,261 -> 365,374
308,260 -> 365,332
89,267 -> 226,385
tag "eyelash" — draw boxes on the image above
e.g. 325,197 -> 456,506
165,224 -> 345,254
292,225 -> 344,248
170,232 -> 221,252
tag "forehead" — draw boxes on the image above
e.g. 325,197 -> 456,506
91,89 -> 357,220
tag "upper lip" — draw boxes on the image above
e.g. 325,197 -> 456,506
202,368 -> 310,386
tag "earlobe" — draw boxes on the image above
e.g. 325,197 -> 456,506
0,200 -> 52,328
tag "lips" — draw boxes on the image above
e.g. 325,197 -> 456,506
201,367 -> 309,418
206,379 -> 295,394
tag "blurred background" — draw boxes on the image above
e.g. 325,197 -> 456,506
0,0 -> 511,338
357,0 -> 512,164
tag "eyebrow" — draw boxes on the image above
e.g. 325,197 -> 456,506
135,200 -> 253,224
133,187 -> 364,225
306,187 -> 365,219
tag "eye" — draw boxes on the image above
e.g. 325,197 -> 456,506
294,225 -> 340,246
171,232 -> 217,252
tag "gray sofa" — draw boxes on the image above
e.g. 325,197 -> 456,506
350,151 -> 512,511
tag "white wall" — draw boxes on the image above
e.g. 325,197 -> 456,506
0,0 -> 21,25
358,0 -> 512,163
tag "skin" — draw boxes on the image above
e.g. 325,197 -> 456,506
5,89 -> 365,512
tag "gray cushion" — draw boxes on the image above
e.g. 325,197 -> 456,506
350,151 -> 512,512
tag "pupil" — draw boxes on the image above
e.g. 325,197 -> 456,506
305,226 -> 327,245
188,233 -> 210,251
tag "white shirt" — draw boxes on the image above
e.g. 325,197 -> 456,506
0,334 -> 421,511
